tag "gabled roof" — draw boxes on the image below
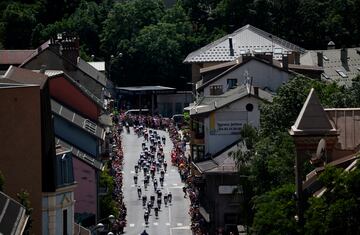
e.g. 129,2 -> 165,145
0,50 -> 36,65
77,58 -> 107,87
2,66 -> 48,89
290,88 -> 337,136
194,140 -> 243,174
197,56 -> 293,91
0,191 -> 28,235
300,48 -> 360,87
184,24 -> 305,63
190,84 -> 273,116
55,137 -> 104,171
51,99 -> 105,140
20,40 -> 110,88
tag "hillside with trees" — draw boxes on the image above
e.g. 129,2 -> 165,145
1,0 -> 360,88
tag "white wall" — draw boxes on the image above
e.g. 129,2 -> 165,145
203,59 -> 290,96
204,96 -> 261,154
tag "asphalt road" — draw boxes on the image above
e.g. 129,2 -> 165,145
121,127 -> 192,235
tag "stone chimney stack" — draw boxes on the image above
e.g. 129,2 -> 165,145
228,37 -> 234,56
317,52 -> 323,67
340,48 -> 348,65
282,55 -> 288,70
60,34 -> 80,65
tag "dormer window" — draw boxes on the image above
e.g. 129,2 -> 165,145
336,69 -> 348,78
227,79 -> 237,90
210,85 -> 223,95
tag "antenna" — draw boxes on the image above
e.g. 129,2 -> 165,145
311,138 -> 327,165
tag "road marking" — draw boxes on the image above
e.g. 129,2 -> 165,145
166,222 -> 170,226
153,222 -> 158,226
129,224 -> 135,227
172,183 -> 178,186
172,226 -> 191,230
130,170 -> 135,174
177,223 -> 183,226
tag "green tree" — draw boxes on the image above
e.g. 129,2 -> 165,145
17,190 -> 33,234
304,166 -> 360,234
1,2 -> 37,48
252,184 -> 299,235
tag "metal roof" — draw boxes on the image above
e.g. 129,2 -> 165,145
190,85 -> 273,116
0,191 -> 28,235
51,99 -> 105,140
55,137 -> 104,170
194,140 -> 245,174
116,85 -> 176,93
77,58 -> 108,87
300,47 -> 360,87
88,62 -> 105,72
184,24 -> 306,63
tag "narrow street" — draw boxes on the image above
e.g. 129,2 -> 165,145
122,127 -> 192,235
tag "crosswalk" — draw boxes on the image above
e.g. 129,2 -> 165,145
128,222 -> 190,227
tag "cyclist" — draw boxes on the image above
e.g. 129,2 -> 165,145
144,210 -> 149,224
163,161 -> 168,172
159,176 -> 164,187
142,195 -> 147,207
133,174 -> 138,185
168,191 -> 172,204
134,164 -> 139,174
137,186 -> 142,199
154,206 -> 159,218
164,194 -> 168,206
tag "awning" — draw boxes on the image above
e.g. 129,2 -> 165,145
199,206 -> 210,222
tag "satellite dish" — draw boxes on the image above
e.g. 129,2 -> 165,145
311,138 -> 327,164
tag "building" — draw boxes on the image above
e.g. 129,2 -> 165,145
0,49 -> 35,73
184,24 -> 306,84
290,88 -> 360,223
300,46 -> 360,87
0,191 -> 29,235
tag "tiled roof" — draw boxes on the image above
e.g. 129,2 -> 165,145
0,50 -> 36,65
55,137 -> 104,170
2,66 -> 48,89
51,99 -> 105,140
0,191 -> 28,235
190,85 -> 273,116
184,24 -> 305,63
300,48 -> 360,87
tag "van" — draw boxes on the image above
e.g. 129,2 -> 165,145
124,109 -> 150,116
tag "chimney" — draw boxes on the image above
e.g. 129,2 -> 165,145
282,55 -> 288,70
327,41 -> 335,50
340,48 -> 348,65
40,64 -> 47,74
254,86 -> 259,96
228,37 -> 234,56
60,33 -> 80,65
317,52 -> 323,67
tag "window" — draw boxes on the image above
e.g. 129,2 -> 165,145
63,209 -> 68,235
210,85 -> 223,95
274,48 -> 282,54
246,103 -> 254,112
227,79 -> 237,90
57,153 -> 75,187
192,145 -> 205,162
191,119 -> 204,139
336,69 -> 348,78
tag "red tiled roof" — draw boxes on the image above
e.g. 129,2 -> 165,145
0,50 -> 36,65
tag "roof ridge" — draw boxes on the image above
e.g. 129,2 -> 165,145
291,88 -> 337,135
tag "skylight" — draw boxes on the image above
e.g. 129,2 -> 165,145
323,55 -> 329,61
336,69 -> 348,78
